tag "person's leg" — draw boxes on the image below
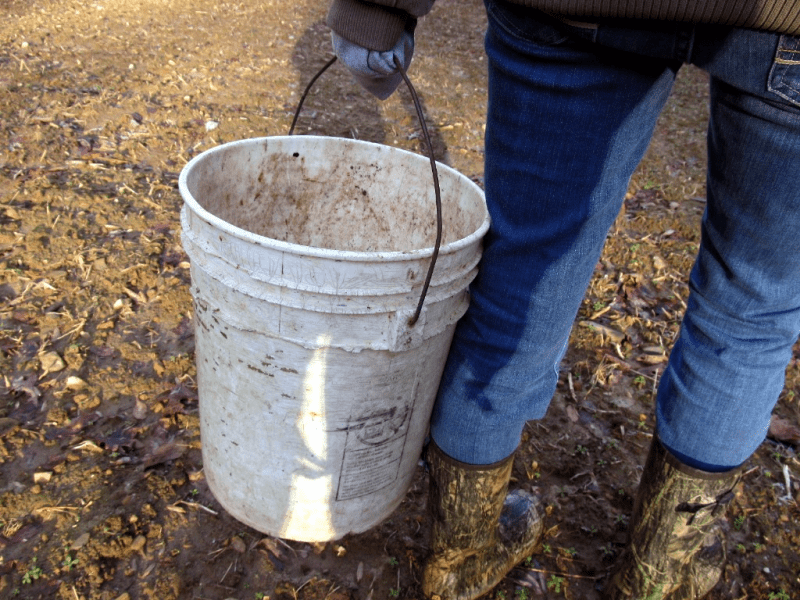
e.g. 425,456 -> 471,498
431,0 -> 679,464
656,28 -> 800,472
424,7 -> 684,598
609,28 -> 800,598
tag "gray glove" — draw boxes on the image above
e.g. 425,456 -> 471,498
331,29 -> 414,100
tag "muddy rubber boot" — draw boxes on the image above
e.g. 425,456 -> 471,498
422,441 -> 544,600
605,436 -> 742,600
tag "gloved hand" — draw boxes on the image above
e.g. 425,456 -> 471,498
331,28 -> 414,100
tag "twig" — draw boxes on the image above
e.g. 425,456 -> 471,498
33,506 -> 81,520
295,576 -> 314,596
567,372 -> 577,402
651,367 -> 660,402
276,537 -> 297,556
742,466 -> 760,479
219,560 -> 234,583
325,584 -> 342,600
603,353 -> 660,381
517,566 -> 602,581
782,464 -> 794,502
173,500 -> 218,515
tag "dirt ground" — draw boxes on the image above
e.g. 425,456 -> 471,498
2,0 -> 800,598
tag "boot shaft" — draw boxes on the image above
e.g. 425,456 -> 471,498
423,441 -> 544,600
426,441 -> 514,553
629,437 -> 741,564
606,436 -> 742,599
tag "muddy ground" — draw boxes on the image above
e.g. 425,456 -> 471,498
1,0 -> 800,598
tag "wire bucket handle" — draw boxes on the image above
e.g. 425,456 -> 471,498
288,55 -> 442,328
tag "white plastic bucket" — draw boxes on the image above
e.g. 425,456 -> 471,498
179,136 -> 489,542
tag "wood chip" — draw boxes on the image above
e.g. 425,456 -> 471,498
33,471 -> 53,483
65,376 -> 88,390
39,351 -> 66,373
636,354 -> 668,364
130,535 -> 147,553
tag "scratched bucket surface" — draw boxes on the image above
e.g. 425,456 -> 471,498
179,136 -> 489,542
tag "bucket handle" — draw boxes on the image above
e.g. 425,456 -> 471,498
288,55 -> 443,328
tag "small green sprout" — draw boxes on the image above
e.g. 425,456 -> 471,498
22,558 -> 43,584
734,515 -> 745,530
62,553 -> 79,571
547,575 -> 565,593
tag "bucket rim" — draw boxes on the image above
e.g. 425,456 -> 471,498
178,136 -> 490,263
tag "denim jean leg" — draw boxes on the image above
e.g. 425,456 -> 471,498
656,28 -> 800,471
430,0 -> 678,464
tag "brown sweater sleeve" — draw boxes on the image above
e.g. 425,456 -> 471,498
327,0 -> 415,51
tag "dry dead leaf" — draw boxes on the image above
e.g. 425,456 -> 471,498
579,320 -> 625,344
71,532 -> 91,550
230,536 -> 246,554
142,440 -> 185,468
566,405 -> 579,423
132,399 -> 149,420
256,537 -> 287,560
768,414 -> 800,446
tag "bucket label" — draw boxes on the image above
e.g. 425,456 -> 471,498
336,402 -> 413,501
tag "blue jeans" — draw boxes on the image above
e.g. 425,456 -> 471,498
430,0 -> 800,470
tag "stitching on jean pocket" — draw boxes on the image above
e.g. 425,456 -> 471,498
768,34 -> 800,108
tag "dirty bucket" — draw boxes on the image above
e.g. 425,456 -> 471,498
179,135 -> 488,542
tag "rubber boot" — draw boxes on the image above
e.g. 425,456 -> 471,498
605,436 -> 742,599
422,441 -> 544,600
